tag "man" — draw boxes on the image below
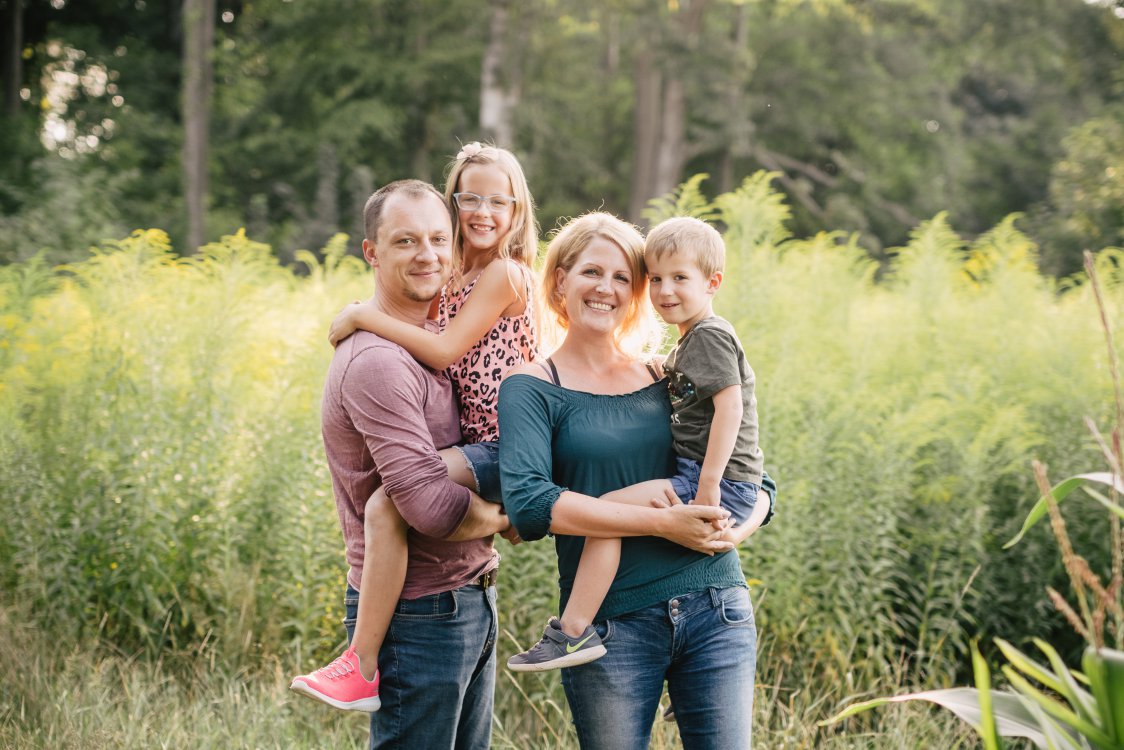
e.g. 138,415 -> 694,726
308,179 -> 512,748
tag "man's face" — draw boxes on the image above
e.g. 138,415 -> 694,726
364,192 -> 453,305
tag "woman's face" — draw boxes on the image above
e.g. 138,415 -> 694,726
556,236 -> 636,337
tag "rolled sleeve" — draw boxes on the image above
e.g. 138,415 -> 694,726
498,376 -> 564,542
342,346 -> 471,539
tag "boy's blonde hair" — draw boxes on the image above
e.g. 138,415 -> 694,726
539,212 -> 663,357
644,216 -> 726,278
444,142 -> 539,275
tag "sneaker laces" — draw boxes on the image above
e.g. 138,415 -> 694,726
318,654 -> 357,680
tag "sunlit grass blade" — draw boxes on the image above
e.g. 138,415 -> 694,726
1031,639 -> 1100,722
1005,474 -> 1124,549
1080,486 -> 1124,523
973,640 -> 1005,750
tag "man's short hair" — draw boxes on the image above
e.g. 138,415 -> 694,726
363,179 -> 450,243
644,216 -> 726,278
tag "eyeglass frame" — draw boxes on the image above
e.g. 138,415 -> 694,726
452,191 -> 517,213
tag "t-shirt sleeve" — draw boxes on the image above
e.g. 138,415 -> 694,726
679,326 -> 747,401
341,345 -> 470,539
498,376 -> 564,542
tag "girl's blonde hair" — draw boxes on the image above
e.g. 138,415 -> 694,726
539,212 -> 663,357
444,142 -> 539,276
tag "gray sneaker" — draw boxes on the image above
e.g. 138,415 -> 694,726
507,618 -> 607,672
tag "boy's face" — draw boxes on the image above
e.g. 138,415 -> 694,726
646,249 -> 721,334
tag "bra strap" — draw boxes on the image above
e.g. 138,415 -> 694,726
539,358 -> 562,386
645,361 -> 661,382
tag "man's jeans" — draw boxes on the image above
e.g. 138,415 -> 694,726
344,581 -> 497,750
560,586 -> 757,750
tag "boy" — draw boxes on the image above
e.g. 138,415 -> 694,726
508,215 -> 774,672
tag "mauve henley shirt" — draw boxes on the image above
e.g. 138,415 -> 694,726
322,329 -> 498,599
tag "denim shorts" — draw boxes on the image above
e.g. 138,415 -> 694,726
668,456 -> 759,525
455,440 -> 502,504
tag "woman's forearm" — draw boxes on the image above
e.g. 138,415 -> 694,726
550,491 -> 733,554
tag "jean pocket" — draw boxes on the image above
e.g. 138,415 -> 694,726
592,618 -> 614,646
394,590 -> 459,621
717,587 -> 755,627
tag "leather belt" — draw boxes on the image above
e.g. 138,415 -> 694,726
466,568 -> 498,589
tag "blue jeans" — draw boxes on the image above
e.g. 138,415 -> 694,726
455,440 -> 502,504
560,586 -> 757,750
344,582 -> 498,750
668,456 -> 759,526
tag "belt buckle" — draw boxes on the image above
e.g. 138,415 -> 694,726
479,569 -> 497,588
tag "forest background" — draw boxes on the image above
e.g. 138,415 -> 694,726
2,0 -> 1124,747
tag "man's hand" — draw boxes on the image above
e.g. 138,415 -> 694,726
501,510 -> 521,546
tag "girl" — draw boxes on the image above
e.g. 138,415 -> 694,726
290,142 -> 539,712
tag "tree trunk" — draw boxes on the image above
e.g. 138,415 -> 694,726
182,0 -> 215,254
2,0 -> 23,117
718,1 -> 750,194
628,48 -> 661,224
628,0 -> 708,223
479,0 -> 517,147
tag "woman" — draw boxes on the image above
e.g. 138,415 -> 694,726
498,212 -> 757,749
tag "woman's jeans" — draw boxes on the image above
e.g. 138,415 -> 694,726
344,581 -> 498,750
561,586 -> 757,750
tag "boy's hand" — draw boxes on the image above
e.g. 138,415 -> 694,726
693,480 -> 722,508
328,301 -> 362,347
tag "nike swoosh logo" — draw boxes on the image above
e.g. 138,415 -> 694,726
566,633 -> 596,653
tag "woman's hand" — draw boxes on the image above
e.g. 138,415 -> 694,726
328,301 -> 362,347
652,490 -> 734,555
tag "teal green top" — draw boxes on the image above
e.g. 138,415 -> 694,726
497,373 -> 745,620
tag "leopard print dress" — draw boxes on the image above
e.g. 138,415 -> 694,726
439,268 -> 539,444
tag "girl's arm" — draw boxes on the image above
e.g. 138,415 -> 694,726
328,259 -> 530,370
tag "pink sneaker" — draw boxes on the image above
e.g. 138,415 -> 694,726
290,646 -> 381,712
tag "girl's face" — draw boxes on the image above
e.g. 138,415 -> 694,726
455,163 -> 515,257
556,237 -> 636,337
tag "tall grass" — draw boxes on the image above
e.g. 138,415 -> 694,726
2,173 -> 1121,745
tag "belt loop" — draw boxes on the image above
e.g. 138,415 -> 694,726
708,587 -> 721,608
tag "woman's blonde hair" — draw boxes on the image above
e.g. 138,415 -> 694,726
444,142 -> 539,277
538,212 -> 663,357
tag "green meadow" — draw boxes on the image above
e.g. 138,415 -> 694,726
1,174 -> 1119,747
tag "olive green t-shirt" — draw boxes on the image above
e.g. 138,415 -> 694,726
663,316 -> 764,484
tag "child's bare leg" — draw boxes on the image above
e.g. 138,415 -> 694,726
440,446 -> 478,491
559,537 -> 620,637
351,449 -> 475,679
351,487 -> 408,680
601,478 -> 680,507
558,480 -> 679,637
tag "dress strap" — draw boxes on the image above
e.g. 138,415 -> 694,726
645,361 -> 661,382
539,358 -> 562,386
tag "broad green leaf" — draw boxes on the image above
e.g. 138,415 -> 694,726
820,688 -> 1048,748
1005,474 -> 1124,549
1003,667 -> 1117,747
1083,647 -> 1124,744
